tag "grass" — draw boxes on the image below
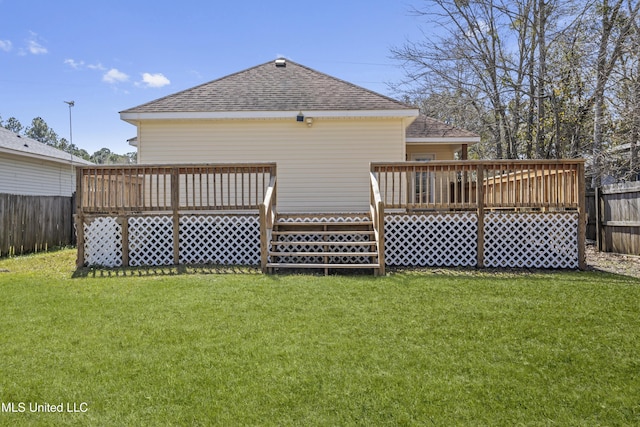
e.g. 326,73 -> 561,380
0,249 -> 639,426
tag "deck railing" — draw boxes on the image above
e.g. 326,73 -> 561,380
371,160 -> 584,211
77,163 -> 277,213
75,163 -> 277,268
259,174 -> 278,273
372,160 -> 586,269
369,172 -> 385,275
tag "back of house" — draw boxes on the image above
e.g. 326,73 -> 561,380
120,59 -> 476,212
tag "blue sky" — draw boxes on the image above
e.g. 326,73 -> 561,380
0,0 -> 426,155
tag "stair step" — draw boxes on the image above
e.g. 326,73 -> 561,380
267,263 -> 381,269
271,241 -> 375,247
276,221 -> 373,227
273,230 -> 375,236
270,251 -> 378,257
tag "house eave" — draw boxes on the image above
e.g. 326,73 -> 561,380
0,146 -> 92,166
120,109 -> 420,124
406,137 -> 480,144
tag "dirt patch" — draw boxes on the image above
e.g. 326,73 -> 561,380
586,244 -> 640,278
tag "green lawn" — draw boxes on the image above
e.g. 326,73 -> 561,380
1,249 -> 639,426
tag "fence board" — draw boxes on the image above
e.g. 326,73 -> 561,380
0,193 -> 74,257
585,191 -> 596,241
588,182 -> 640,255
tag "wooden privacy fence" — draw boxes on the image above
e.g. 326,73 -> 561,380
76,163 -> 277,267
589,182 -> 640,255
371,160 -> 586,269
0,193 -> 74,257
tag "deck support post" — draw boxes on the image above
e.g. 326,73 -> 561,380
476,163 -> 485,268
377,201 -> 385,276
577,162 -> 587,270
259,203 -> 268,273
171,168 -> 180,265
75,167 -> 85,269
121,215 -> 129,267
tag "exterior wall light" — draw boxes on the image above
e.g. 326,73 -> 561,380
296,112 -> 304,122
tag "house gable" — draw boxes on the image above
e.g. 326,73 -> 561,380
120,59 -> 418,122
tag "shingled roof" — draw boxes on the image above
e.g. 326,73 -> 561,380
121,59 -> 416,118
406,115 -> 479,141
0,127 -> 93,165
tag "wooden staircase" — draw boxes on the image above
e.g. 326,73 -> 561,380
266,214 -> 382,275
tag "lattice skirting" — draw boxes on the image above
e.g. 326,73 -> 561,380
81,212 -> 579,269
483,212 -> 578,268
179,215 -> 260,265
83,217 -> 122,267
274,215 -> 372,264
82,214 -> 260,267
385,213 -> 478,267
128,216 -> 174,267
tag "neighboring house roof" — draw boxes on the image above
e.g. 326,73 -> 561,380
0,127 -> 93,165
406,115 -> 480,143
120,59 -> 418,122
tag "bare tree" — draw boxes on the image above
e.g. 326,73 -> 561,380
393,0 -> 640,176
609,7 -> 640,180
392,0 -> 521,158
581,0 -> 640,185
392,0 -> 571,159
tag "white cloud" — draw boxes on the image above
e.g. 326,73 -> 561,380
65,59 -> 105,71
87,62 -> 105,71
28,40 -> 47,54
103,68 -> 129,84
26,32 -> 47,55
138,72 -> 170,88
64,58 -> 84,69
19,32 -> 47,55
0,40 -> 12,52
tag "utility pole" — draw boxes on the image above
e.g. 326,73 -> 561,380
64,100 -> 75,193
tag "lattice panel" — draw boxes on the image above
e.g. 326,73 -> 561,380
179,215 -> 260,265
128,216 -> 174,267
385,213 -> 478,267
83,217 -> 122,267
274,215 -> 372,264
484,212 -> 578,268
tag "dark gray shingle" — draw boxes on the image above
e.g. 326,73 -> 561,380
0,127 -> 93,165
406,115 -> 479,139
121,60 -> 414,114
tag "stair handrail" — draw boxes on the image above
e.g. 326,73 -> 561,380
260,175 -> 277,273
370,171 -> 385,275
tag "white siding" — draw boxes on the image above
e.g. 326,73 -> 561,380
0,153 -> 77,196
138,118 -> 405,212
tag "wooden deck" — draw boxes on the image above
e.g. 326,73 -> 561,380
75,160 -> 586,272
371,160 -> 586,270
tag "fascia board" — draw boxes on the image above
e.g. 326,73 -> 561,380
0,146 -> 85,165
120,109 -> 420,121
406,137 -> 480,144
